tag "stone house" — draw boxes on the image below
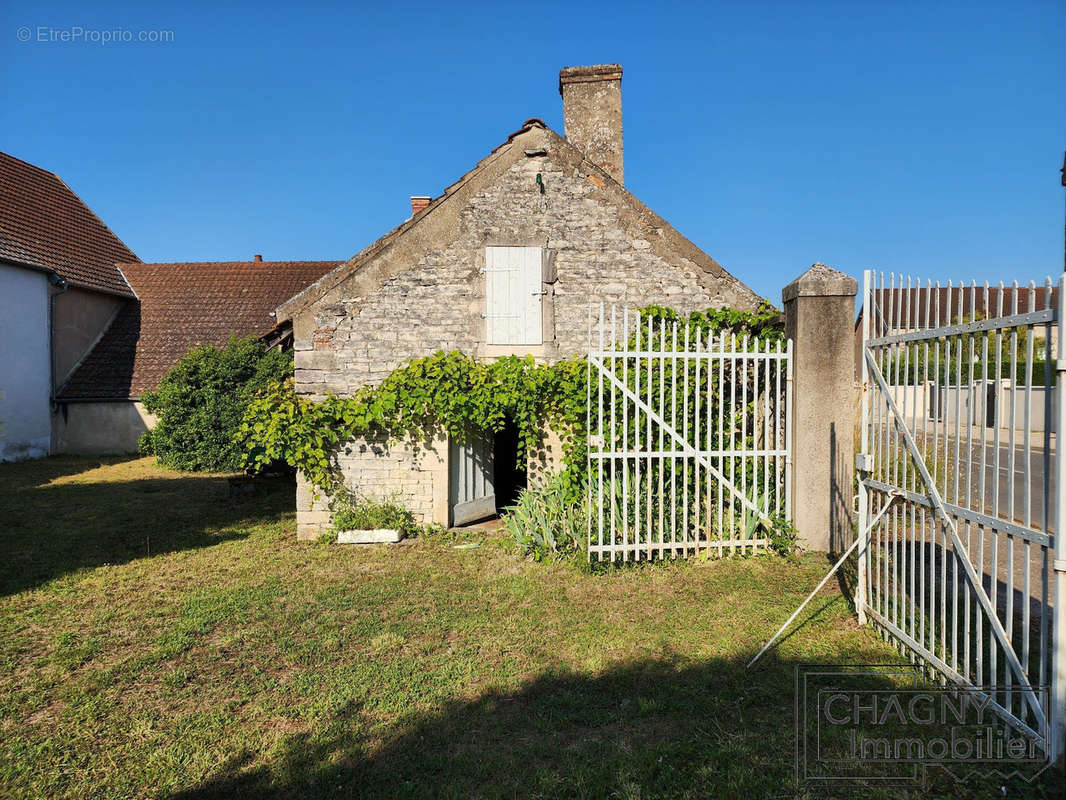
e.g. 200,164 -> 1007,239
276,64 -> 766,538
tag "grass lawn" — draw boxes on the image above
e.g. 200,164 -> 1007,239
0,457 -> 1058,799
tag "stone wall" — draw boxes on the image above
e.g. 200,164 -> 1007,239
296,150 -> 759,399
298,430 -> 448,539
291,126 -> 763,537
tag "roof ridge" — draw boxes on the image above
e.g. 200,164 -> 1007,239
276,118 -> 763,322
118,259 -> 343,267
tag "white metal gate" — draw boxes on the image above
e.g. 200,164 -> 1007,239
857,270 -> 1066,759
586,304 -> 792,561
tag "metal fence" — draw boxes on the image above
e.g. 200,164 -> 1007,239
586,304 -> 792,561
857,271 -> 1066,759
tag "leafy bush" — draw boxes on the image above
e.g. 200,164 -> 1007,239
329,490 -> 417,537
741,488 -> 798,556
503,475 -> 585,561
140,336 -> 292,472
745,509 -> 798,557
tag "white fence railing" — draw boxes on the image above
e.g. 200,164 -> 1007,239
586,304 -> 792,561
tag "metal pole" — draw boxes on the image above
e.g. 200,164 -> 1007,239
746,537 -> 860,669
785,338 -> 794,523
586,302 -> 594,562
1052,271 -> 1066,761
857,269 -> 872,625
748,496 -> 897,670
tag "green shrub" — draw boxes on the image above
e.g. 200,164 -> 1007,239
329,490 -> 417,537
741,487 -> 798,556
503,474 -> 585,561
140,336 -> 292,472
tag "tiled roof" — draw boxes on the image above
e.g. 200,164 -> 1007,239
0,151 -> 138,296
59,260 -> 340,400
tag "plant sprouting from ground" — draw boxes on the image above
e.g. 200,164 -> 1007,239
329,490 -> 417,537
503,475 -> 585,561
142,335 -> 293,472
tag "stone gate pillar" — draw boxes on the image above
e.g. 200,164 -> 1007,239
782,264 -> 858,552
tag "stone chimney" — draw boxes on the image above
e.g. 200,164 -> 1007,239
410,196 -> 431,216
558,64 -> 623,185
253,254 -> 263,262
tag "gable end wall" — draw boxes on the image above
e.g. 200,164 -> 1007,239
292,130 -> 762,536
295,138 -> 760,399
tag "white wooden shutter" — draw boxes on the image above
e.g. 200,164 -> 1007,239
485,246 -> 543,345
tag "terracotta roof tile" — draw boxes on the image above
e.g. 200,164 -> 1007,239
0,151 -> 138,296
59,260 -> 340,400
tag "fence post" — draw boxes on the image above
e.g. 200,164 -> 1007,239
782,263 -> 858,553
1052,270 -> 1066,762
855,269 -> 872,625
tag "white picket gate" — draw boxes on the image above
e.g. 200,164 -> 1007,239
586,304 -> 792,561
857,271 -> 1066,760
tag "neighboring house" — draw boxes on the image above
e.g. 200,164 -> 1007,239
0,152 -> 139,461
276,64 -> 767,538
56,258 -> 340,453
0,152 -> 338,459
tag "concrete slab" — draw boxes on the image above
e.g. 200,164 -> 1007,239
337,529 -> 403,544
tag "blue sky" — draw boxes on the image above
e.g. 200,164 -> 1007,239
2,1 -> 1063,305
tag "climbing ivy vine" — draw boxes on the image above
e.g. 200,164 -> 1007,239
236,302 -> 783,503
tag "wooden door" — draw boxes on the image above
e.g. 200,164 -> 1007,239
449,431 -> 495,526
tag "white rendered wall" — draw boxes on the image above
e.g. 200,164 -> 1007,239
0,264 -> 52,461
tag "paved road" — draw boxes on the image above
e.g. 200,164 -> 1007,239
865,432 -> 1056,661
874,426 -> 1054,531
954,439 -> 1054,533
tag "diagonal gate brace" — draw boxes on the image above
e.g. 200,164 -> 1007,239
747,494 -> 898,669
590,354 -> 778,530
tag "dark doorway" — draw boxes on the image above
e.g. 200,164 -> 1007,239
493,419 -> 526,511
